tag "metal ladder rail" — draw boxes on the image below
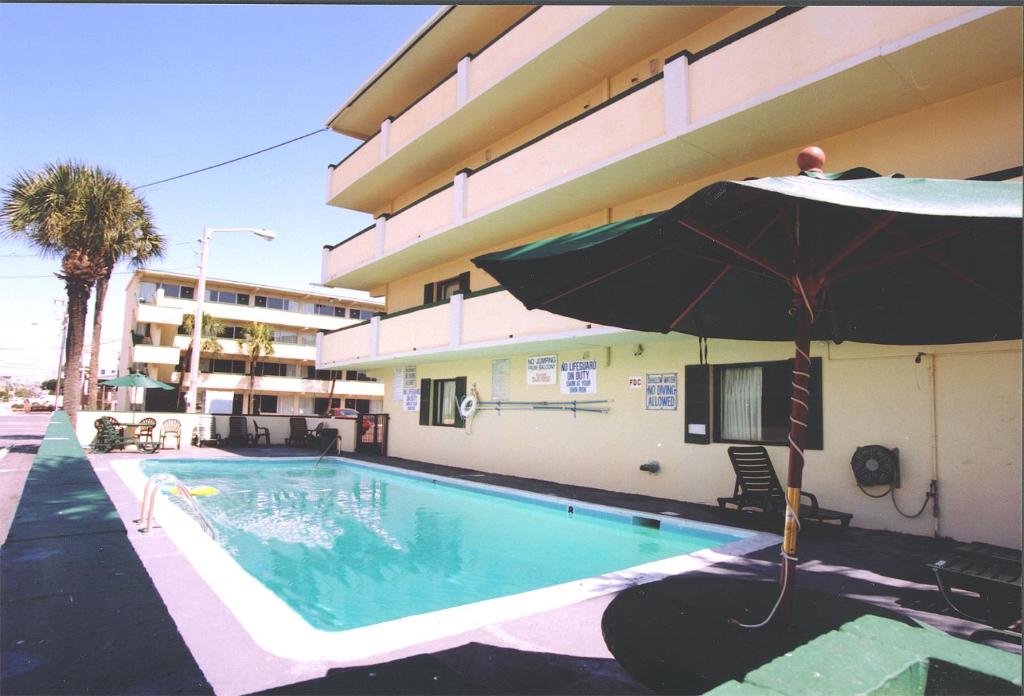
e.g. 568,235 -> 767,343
314,432 -> 340,469
136,473 -> 216,537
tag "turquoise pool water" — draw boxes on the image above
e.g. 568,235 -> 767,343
141,458 -> 740,631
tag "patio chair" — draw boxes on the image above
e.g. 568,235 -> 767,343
159,419 -> 182,450
718,446 -> 852,529
251,419 -> 271,446
95,416 -> 125,439
929,542 -> 1022,635
285,417 -> 313,448
90,416 -> 158,454
227,415 -> 252,447
193,414 -> 222,447
137,417 -> 157,445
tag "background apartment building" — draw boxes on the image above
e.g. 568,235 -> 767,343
120,270 -> 384,416
316,6 -> 1022,546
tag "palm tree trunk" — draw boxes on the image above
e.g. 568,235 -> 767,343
62,280 -> 91,427
177,343 -> 191,412
86,271 -> 111,410
248,357 -> 256,415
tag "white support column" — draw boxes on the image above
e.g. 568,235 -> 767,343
370,315 -> 381,358
320,246 -> 330,285
379,118 -> 392,160
456,55 -> 471,106
374,216 -> 386,258
453,170 -> 468,224
664,53 -> 690,135
449,293 -> 463,349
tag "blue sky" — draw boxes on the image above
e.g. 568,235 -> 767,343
0,3 -> 439,380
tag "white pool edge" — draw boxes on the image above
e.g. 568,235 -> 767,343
111,457 -> 780,663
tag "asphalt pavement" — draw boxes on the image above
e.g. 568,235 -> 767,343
0,411 -> 47,544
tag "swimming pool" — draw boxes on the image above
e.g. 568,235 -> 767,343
113,457 -> 777,661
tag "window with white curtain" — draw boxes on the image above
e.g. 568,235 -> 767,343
712,358 -> 823,449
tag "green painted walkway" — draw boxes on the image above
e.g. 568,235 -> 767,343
0,412 -> 211,694
708,615 -> 1022,695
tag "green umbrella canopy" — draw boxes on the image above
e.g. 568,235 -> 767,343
99,374 -> 174,390
474,168 -> 1022,345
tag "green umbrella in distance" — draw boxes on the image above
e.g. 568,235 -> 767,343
100,373 -> 174,420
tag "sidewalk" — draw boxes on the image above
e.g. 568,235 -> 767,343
0,411 -> 211,694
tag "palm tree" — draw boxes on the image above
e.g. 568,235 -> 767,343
84,173 -> 163,409
0,162 -> 155,426
177,312 -> 224,411
240,323 -> 274,414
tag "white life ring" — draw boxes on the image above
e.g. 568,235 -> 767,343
459,394 -> 479,419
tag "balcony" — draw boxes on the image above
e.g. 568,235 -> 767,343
136,302 -> 184,326
177,372 -> 384,397
317,288 -> 667,370
327,5 -> 736,212
131,344 -> 182,366
323,6 -> 1022,291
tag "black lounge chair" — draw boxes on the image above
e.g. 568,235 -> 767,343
227,415 -> 252,447
718,445 -> 852,529
285,417 -> 313,448
930,542 -> 1022,633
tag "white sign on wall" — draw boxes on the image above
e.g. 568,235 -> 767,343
403,388 -> 420,412
560,359 -> 598,395
645,372 -> 678,410
392,368 -> 404,401
527,354 -> 558,386
491,359 -> 511,400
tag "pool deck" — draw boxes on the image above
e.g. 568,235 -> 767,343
2,412 -> 1019,695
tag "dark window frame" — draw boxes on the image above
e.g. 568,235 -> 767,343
710,357 -> 823,450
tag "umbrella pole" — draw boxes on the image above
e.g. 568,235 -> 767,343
776,295 -> 813,629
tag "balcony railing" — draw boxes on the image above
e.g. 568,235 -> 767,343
131,344 -> 182,366
318,288 -> 633,369
322,5 -> 1016,290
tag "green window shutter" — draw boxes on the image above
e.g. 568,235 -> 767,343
454,376 -> 468,428
419,378 -> 431,426
423,283 -> 434,305
457,272 -> 471,296
684,364 -> 711,445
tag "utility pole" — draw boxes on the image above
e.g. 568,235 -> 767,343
54,299 -> 68,407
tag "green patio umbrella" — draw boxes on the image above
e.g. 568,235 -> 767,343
100,373 -> 174,421
474,148 -> 1022,628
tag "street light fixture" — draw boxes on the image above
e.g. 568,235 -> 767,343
186,227 -> 276,414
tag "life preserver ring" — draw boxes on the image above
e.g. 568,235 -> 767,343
459,394 -> 479,419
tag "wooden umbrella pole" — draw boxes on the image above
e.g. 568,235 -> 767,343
775,281 -> 815,629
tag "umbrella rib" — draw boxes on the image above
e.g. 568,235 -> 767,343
534,246 -> 669,307
889,228 -> 1021,314
817,212 -> 897,278
828,226 -> 965,281
921,248 -> 1020,314
677,218 -> 789,281
667,210 -> 783,330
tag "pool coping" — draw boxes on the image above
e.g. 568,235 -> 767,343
109,455 -> 780,665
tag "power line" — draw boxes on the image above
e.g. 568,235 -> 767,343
134,127 -> 328,190
0,265 -> 196,279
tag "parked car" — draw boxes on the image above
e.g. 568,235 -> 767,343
332,408 -> 373,434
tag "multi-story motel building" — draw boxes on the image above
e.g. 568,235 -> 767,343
119,270 -> 385,416
317,6 -> 1022,547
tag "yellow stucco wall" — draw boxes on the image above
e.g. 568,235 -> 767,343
375,339 -> 1021,547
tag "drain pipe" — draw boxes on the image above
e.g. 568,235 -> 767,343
919,352 -> 941,537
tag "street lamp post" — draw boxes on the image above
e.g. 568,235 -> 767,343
186,227 -> 276,414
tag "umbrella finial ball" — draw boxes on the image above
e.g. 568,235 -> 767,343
797,146 -> 826,173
